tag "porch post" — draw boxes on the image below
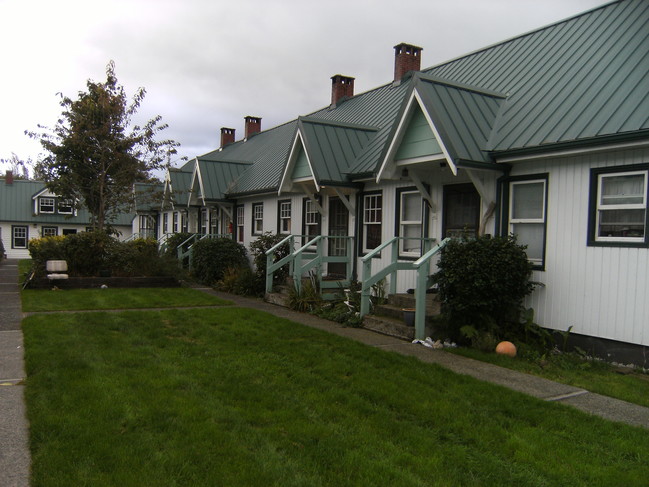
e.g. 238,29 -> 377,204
414,264 -> 428,340
389,238 -> 398,295
360,258 -> 372,317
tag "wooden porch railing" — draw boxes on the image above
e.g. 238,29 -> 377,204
265,235 -> 354,294
360,237 -> 450,340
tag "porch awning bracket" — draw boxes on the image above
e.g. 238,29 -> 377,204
300,184 -> 324,214
409,169 -> 436,213
333,188 -> 356,214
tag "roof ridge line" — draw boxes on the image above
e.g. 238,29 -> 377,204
415,73 -> 508,98
298,116 -> 379,132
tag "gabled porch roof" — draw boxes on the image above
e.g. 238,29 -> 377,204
376,74 -> 505,182
279,117 -> 377,194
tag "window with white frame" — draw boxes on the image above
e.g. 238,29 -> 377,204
163,213 -> 169,234
278,200 -> 292,234
39,197 -> 55,214
173,212 -> 179,233
363,193 -> 382,252
508,178 -> 547,266
181,212 -> 188,232
200,209 -> 209,234
42,226 -> 58,237
252,203 -> 264,235
58,199 -> 73,214
12,226 -> 28,248
236,206 -> 245,242
593,170 -> 647,243
303,198 -> 321,243
398,189 -> 423,257
210,209 -> 220,235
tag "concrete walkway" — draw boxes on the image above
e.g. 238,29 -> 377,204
0,259 -> 30,487
2,267 -> 649,487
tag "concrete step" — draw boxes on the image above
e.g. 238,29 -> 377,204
265,292 -> 290,307
362,315 -> 415,341
388,292 -> 441,311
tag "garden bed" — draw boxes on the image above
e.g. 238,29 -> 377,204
29,276 -> 179,289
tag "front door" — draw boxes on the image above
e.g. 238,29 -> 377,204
442,184 -> 480,238
328,197 -> 349,278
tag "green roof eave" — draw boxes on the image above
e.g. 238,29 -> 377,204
493,130 -> 649,160
454,159 -> 502,171
318,179 -> 363,189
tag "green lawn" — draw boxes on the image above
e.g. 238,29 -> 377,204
22,287 -> 231,311
449,347 -> 649,409
23,307 -> 649,486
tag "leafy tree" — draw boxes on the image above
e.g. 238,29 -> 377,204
1,153 -> 32,179
28,61 -> 179,232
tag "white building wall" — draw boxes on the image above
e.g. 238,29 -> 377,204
510,146 -> 649,346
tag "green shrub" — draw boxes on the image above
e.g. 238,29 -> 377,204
164,232 -> 194,258
287,278 -> 322,313
109,238 -> 178,277
249,232 -> 291,288
28,236 -> 67,275
28,232 -> 179,278
217,266 -> 263,296
191,237 -> 248,285
431,235 -> 535,344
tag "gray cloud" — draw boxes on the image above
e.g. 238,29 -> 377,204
0,0 -> 605,172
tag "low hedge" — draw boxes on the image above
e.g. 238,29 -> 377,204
28,232 -> 178,277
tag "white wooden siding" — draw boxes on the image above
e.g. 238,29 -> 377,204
513,146 -> 649,346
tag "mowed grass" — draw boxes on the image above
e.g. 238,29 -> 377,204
21,287 -> 231,311
449,347 -> 649,409
23,308 -> 649,486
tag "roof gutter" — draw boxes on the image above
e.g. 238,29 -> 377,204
494,131 -> 649,163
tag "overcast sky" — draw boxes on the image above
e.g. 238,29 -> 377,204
0,0 -> 607,175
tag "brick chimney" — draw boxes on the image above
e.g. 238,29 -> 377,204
244,116 -> 261,139
331,75 -> 355,106
394,43 -> 423,82
5,170 -> 13,185
220,127 -> 235,148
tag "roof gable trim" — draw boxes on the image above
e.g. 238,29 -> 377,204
279,129 -> 318,195
377,89 -> 457,183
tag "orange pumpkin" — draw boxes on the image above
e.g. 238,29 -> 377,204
495,341 -> 517,357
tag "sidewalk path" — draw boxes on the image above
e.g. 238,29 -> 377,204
0,259 -> 30,487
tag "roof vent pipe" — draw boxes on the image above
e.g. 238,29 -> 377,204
394,43 -> 423,82
331,74 -> 355,106
244,116 -> 262,139
220,127 -> 235,148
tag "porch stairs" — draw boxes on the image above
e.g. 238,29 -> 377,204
265,277 -> 349,308
363,293 -> 442,341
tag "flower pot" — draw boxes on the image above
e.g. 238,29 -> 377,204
402,308 -> 416,326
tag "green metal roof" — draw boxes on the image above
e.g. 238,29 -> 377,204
297,117 -> 378,185
166,168 -> 193,207
215,121 -> 297,196
0,179 -> 134,226
195,158 -> 251,202
133,182 -> 164,212
414,75 -> 506,165
194,0 -> 648,195
425,0 -> 649,153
